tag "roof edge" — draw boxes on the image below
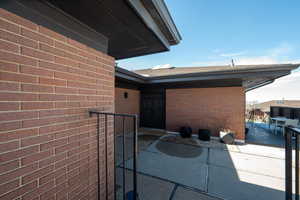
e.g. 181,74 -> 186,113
246,71 -> 292,92
116,64 -> 299,82
144,64 -> 300,80
141,0 -> 182,45
127,0 -> 181,47
116,67 -> 147,83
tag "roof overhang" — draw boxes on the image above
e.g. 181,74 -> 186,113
139,0 -> 181,45
45,0 -> 181,59
116,64 -> 299,90
116,67 -> 147,84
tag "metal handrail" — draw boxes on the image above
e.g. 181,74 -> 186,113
89,110 -> 138,200
89,110 -> 137,118
285,126 -> 300,200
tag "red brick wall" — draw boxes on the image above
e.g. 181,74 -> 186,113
166,87 -> 245,140
0,9 -> 115,200
115,87 -> 140,134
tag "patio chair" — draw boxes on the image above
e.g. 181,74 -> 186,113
274,120 -> 286,135
268,117 -> 273,128
269,117 -> 284,133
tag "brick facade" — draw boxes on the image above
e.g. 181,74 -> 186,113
0,8 -> 115,200
115,87 -> 140,134
166,87 -> 245,140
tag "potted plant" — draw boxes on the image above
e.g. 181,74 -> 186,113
198,129 -> 211,141
179,126 -> 192,138
219,128 -> 235,144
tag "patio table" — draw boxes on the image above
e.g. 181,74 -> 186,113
290,127 -> 300,134
270,117 -> 290,135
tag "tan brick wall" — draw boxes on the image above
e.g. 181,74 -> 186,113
115,87 -> 140,134
166,87 -> 245,140
0,9 -> 115,200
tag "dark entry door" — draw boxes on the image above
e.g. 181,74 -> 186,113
140,89 -> 165,129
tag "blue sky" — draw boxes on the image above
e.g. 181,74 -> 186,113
119,0 -> 300,102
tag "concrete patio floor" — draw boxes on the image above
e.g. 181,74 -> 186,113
116,128 -> 294,200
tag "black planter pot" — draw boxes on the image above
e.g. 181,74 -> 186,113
198,129 -> 211,141
179,126 -> 192,138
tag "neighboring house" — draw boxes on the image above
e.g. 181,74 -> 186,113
115,64 -> 299,141
255,100 -> 300,112
0,0 -> 180,199
246,100 -> 300,122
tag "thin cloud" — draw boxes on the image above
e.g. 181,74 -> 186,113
285,59 -> 300,64
268,42 -> 294,57
235,56 -> 300,65
190,56 -> 300,67
191,60 -> 230,66
235,56 -> 278,65
213,42 -> 296,65
212,49 -> 221,53
220,51 -> 246,57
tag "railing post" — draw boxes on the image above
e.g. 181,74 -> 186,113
133,115 -> 138,200
122,116 -> 126,200
105,114 -> 108,200
285,127 -> 293,200
296,133 -> 299,200
97,114 -> 101,200
113,115 -> 117,200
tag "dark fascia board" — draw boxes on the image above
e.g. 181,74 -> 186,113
126,0 -> 170,50
155,0 -> 182,42
141,79 -> 243,89
116,67 -> 147,83
126,0 -> 181,49
115,64 -> 299,89
245,72 -> 290,92
246,79 -> 275,92
141,0 -> 182,45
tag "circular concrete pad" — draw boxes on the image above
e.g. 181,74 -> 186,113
155,140 -> 203,158
160,134 -> 200,146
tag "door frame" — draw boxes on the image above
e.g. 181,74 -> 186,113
139,88 -> 166,129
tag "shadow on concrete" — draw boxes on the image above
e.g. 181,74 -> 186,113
116,128 -> 295,200
155,139 -> 203,158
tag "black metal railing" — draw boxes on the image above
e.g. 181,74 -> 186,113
285,126 -> 300,200
89,110 -> 138,200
